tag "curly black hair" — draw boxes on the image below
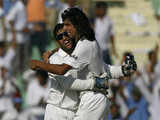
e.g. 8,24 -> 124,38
61,7 -> 95,41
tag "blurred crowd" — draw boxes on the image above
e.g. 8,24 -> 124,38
0,0 -> 159,120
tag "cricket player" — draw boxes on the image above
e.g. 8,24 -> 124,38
61,8 -> 136,120
30,23 -> 110,120
30,8 -> 137,120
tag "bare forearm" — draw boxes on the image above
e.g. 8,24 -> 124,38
30,60 -> 72,75
39,62 -> 71,75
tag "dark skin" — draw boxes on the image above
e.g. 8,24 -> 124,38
30,28 -> 74,75
30,60 -> 72,75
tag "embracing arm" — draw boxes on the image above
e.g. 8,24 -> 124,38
53,73 -> 95,91
30,60 -> 109,91
35,48 -> 72,75
30,60 -> 106,91
30,60 -> 72,75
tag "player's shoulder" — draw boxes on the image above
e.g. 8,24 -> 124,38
82,39 -> 99,50
79,39 -> 96,47
75,39 -> 94,53
73,39 -> 98,58
49,49 -> 61,63
50,48 -> 60,57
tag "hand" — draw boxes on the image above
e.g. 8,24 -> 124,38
93,72 -> 110,90
42,51 -> 52,63
95,76 -> 109,89
30,60 -> 40,70
122,53 -> 137,76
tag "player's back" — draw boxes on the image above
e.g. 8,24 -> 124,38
71,39 -> 105,81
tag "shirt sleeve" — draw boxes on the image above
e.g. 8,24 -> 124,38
106,65 -> 124,78
53,70 -> 95,91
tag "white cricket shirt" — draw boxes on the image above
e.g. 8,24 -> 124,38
47,48 -> 80,111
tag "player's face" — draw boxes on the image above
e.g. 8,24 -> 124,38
63,19 -> 78,41
56,28 -> 75,53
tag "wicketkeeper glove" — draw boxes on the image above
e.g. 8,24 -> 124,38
122,53 -> 137,76
92,72 -> 110,91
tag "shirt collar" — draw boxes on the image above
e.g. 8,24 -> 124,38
58,48 -> 68,57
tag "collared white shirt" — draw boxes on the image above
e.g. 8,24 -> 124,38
94,16 -> 114,51
67,39 -> 105,76
47,39 -> 105,110
5,0 -> 27,44
47,48 -> 79,111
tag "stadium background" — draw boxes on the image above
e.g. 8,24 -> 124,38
32,0 -> 160,67
0,0 -> 160,120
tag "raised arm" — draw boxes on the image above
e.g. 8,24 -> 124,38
104,53 -> 137,79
